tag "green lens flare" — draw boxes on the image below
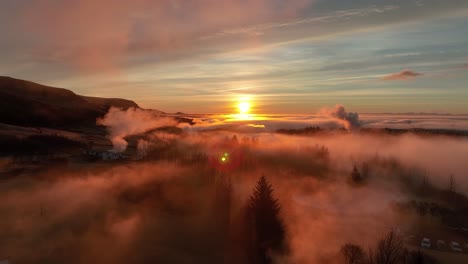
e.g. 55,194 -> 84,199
220,152 -> 229,163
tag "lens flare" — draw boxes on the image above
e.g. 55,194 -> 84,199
220,152 -> 229,163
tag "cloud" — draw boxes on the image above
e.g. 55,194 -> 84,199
3,118 -> 468,263
382,70 -> 423,80
2,0 -> 468,76
319,105 -> 360,130
97,107 -> 177,152
182,114 -> 353,132
8,0 -> 311,72
247,124 -> 265,128
201,5 -> 400,40
178,111 -> 468,134
3,130 -> 468,262
360,113 -> 468,131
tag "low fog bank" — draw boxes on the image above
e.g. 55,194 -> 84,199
177,112 -> 468,133
94,106 -> 468,154
361,114 -> 468,131
1,126 -> 468,263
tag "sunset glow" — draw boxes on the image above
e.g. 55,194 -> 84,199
1,1 -> 466,113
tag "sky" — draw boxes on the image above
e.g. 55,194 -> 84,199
1,0 -> 468,114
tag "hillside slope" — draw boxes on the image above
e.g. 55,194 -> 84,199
0,76 -> 140,128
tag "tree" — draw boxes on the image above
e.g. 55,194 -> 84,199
214,175 -> 232,263
449,174 -> 455,193
368,230 -> 403,264
340,232 -> 437,264
351,165 -> 362,183
214,175 -> 232,230
362,162 -> 369,178
248,176 -> 286,264
232,135 -> 239,145
400,249 -> 439,264
341,244 -> 366,264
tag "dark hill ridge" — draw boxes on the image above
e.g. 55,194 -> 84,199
0,76 -> 140,128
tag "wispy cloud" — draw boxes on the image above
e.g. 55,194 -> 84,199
201,5 -> 400,40
8,0 -> 312,72
1,0 -> 468,114
382,70 -> 424,81
3,0 -> 468,74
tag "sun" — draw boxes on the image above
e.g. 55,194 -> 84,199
238,101 -> 250,114
228,96 -> 256,121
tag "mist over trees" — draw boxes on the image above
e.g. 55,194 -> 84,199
1,131 -> 468,264
351,165 -> 363,183
341,231 -> 438,264
341,244 -> 366,264
246,176 -> 286,264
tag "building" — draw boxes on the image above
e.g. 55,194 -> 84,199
82,149 -> 127,161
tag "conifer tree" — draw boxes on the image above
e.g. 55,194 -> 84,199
248,176 -> 286,264
351,165 -> 362,183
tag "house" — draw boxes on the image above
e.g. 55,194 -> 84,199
82,149 -> 127,161
100,151 -> 126,161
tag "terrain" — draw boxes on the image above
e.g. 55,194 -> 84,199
1,78 -> 468,264
0,76 -> 139,128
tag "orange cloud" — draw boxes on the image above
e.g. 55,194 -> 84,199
16,0 -> 312,73
382,69 -> 423,80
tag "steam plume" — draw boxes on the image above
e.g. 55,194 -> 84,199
319,105 -> 360,130
97,107 -> 177,152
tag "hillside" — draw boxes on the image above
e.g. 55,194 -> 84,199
0,76 -> 140,128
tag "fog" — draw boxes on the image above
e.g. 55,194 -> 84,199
97,107 -> 177,152
1,123 -> 468,263
2,104 -> 468,263
178,113 -> 468,133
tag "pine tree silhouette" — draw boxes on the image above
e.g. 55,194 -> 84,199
351,165 -> 362,183
248,176 -> 286,264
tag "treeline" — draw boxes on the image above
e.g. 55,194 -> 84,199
219,175 -> 441,264
214,175 -> 286,264
394,199 -> 468,228
276,126 -> 468,138
0,134 -> 84,156
276,126 -> 324,135
341,230 -> 438,264
360,128 -> 468,138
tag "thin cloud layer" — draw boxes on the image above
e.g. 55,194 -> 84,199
10,0 -> 310,72
1,0 -> 467,73
180,108 -> 468,132
361,113 -> 468,131
1,1 -> 467,113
